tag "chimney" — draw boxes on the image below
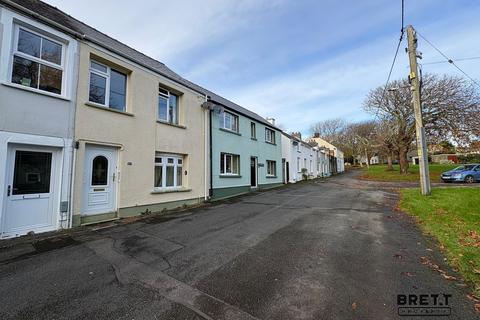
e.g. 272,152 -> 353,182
266,117 -> 276,125
291,132 -> 302,140
313,132 -> 320,138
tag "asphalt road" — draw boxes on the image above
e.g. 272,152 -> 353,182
0,171 -> 478,319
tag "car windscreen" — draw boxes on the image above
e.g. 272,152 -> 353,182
454,165 -> 475,171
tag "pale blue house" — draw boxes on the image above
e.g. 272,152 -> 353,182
206,95 -> 283,199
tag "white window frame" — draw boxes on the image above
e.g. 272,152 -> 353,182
220,153 -> 240,175
266,160 -> 276,177
10,24 -> 66,95
158,87 -> 179,124
222,111 -> 239,132
297,157 -> 301,173
154,153 -> 183,189
265,128 -> 275,144
251,122 -> 256,139
88,59 -> 127,111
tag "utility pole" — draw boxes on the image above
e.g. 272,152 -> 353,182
406,25 -> 431,195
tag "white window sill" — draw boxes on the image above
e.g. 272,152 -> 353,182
219,174 -> 242,178
219,128 -> 241,136
266,175 -> 278,178
156,120 -> 186,129
85,101 -> 134,116
151,187 -> 191,194
1,81 -> 70,101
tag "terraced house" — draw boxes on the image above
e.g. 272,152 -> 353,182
208,102 -> 283,199
0,1 -> 79,238
0,0 -> 344,238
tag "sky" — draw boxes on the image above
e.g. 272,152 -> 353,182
43,0 -> 480,135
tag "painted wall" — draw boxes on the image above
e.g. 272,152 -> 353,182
72,42 -> 207,222
0,7 -> 78,236
282,134 -> 318,183
211,109 -> 282,198
0,7 -> 78,138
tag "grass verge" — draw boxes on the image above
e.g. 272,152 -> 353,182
399,187 -> 480,295
362,164 -> 458,182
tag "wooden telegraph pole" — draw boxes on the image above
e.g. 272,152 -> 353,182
406,25 -> 431,195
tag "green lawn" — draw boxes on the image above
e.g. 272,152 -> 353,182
361,164 -> 458,182
400,188 -> 480,295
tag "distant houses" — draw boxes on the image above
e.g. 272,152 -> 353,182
0,0 -> 344,238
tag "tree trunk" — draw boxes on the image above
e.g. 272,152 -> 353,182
398,146 -> 409,174
386,153 -> 393,171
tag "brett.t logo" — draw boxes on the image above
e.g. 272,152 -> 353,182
397,294 -> 452,316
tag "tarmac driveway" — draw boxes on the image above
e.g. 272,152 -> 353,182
0,171 -> 478,319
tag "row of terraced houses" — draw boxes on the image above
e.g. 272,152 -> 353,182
0,0 -> 344,239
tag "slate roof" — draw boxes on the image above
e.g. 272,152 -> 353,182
2,0 -> 279,130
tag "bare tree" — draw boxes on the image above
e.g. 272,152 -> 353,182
311,118 -> 347,144
363,74 -> 479,174
375,120 -> 398,171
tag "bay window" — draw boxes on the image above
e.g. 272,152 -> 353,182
154,154 -> 183,189
11,26 -> 64,95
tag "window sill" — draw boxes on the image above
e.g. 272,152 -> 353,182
219,174 -> 242,178
151,187 -> 192,194
265,141 -> 277,146
85,102 -> 134,116
1,81 -> 70,101
156,120 -> 186,129
266,175 -> 278,178
219,128 -> 241,136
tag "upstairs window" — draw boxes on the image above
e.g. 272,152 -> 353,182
223,111 -> 239,132
266,160 -> 276,176
89,60 -> 127,111
158,87 -> 179,124
265,128 -> 276,144
154,154 -> 183,189
11,26 -> 64,95
220,153 -> 240,175
251,122 -> 256,139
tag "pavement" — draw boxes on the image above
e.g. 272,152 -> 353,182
0,170 -> 478,319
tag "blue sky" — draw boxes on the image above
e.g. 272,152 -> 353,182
45,0 -> 480,135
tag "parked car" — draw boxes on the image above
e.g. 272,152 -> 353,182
441,164 -> 480,183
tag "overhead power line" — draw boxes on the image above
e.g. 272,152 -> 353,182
416,31 -> 480,87
422,56 -> 480,65
375,0 -> 405,118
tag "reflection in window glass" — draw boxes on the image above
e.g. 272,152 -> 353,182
11,56 -> 39,89
158,88 -> 178,124
41,38 -> 62,65
39,64 -> 62,94
158,96 -> 168,121
109,69 -> 126,111
166,166 -> 174,187
12,151 -> 52,195
154,165 -> 163,188
17,29 -> 41,58
89,73 -> 107,105
91,156 -> 108,186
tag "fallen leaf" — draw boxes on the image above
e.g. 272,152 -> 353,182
352,302 -> 357,310
401,271 -> 415,277
467,294 -> 480,303
474,269 -> 480,274
441,274 -> 457,281
475,303 -> 480,313
426,248 -> 433,252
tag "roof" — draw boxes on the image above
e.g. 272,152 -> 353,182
2,0 -> 279,130
281,131 -> 317,149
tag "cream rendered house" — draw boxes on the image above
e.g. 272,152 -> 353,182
72,44 -> 208,225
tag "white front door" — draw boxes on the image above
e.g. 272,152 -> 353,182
82,145 -> 117,215
2,145 -> 59,237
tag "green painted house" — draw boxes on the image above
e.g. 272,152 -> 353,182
206,95 -> 283,199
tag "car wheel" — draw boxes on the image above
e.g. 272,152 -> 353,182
465,175 -> 474,184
